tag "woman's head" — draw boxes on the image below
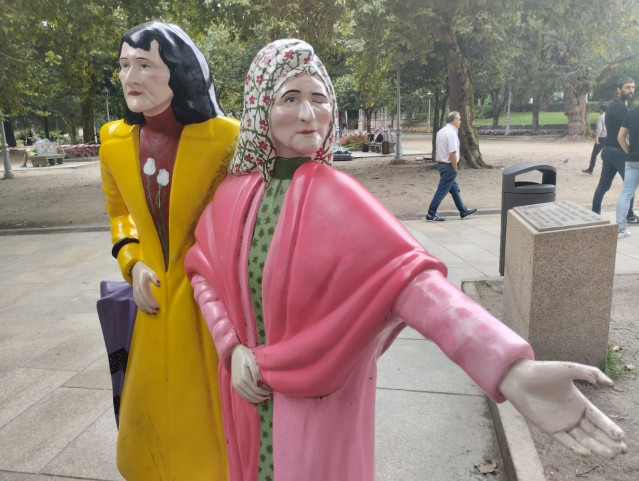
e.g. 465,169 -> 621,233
119,21 -> 224,125
228,38 -> 337,181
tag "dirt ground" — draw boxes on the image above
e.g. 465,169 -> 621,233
0,133 -> 624,229
1,134 -> 636,479
472,276 -> 639,481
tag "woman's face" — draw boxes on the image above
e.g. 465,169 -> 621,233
268,74 -> 332,158
119,40 -> 173,117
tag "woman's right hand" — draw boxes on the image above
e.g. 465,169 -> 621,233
231,344 -> 272,403
131,261 -> 160,314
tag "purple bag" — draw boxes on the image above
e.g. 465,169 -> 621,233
96,280 -> 137,427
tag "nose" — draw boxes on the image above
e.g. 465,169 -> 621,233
121,67 -> 141,86
298,99 -> 315,122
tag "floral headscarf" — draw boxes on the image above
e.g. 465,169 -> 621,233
228,38 -> 337,181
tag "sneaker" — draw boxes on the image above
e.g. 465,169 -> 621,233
460,208 -> 478,219
426,214 -> 445,222
582,169 -> 592,174
627,216 -> 639,224
618,229 -> 632,238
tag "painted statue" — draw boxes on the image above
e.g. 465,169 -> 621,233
184,39 -> 626,481
99,21 -> 239,480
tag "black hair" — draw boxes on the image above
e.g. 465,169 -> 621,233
600,104 -> 607,112
119,21 -> 224,125
616,76 -> 635,89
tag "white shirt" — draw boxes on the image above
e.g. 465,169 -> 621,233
435,123 -> 459,163
596,112 -> 607,137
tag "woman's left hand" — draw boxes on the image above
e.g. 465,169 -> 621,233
231,345 -> 273,404
499,359 -> 626,457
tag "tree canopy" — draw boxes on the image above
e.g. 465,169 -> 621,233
3,0 -> 639,165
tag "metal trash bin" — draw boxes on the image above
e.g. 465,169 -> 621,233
382,140 -> 390,154
362,143 -> 369,152
499,162 -> 556,275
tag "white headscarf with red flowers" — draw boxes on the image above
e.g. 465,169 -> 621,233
228,38 -> 337,181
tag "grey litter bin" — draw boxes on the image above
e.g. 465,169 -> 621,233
499,162 -> 556,276
381,140 -> 390,154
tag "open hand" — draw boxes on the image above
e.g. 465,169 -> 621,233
499,359 -> 626,457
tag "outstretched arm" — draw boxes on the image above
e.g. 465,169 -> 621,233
393,269 -> 626,457
499,359 -> 626,457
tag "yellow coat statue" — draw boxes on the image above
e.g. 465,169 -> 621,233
100,115 -> 239,480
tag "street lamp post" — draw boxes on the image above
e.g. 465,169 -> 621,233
393,68 -> 404,163
101,86 -> 111,123
505,75 -> 515,135
427,91 -> 433,133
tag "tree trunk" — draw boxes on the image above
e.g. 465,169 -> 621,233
431,92 -> 446,157
563,83 -> 591,138
531,94 -> 541,132
491,89 -> 501,128
3,120 -> 16,147
69,124 -> 78,145
439,30 -> 487,168
81,95 -> 96,144
43,117 -> 50,140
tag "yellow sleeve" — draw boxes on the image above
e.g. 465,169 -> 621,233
99,126 -> 140,284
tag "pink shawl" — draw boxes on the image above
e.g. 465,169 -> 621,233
185,162 -> 446,480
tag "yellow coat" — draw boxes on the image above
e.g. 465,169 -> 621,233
99,116 -> 239,481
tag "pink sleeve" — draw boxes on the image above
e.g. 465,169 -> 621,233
392,270 -> 534,402
191,273 -> 239,372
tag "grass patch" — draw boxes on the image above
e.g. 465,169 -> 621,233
474,111 -> 599,126
604,347 -> 628,381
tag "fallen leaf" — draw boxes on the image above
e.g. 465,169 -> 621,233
476,459 -> 497,474
625,364 -> 635,371
611,345 -> 622,352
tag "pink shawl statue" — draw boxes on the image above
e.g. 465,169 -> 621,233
185,39 -> 535,481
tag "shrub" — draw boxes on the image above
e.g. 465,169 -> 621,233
341,133 -> 368,149
476,129 -> 563,136
60,144 -> 100,158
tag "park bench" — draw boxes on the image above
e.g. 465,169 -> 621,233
364,141 -> 396,154
30,154 -> 65,167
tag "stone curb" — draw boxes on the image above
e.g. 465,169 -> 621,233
462,279 -> 547,481
0,225 -> 109,236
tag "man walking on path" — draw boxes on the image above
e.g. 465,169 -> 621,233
592,77 -> 639,224
583,104 -> 607,174
426,111 -> 477,222
616,105 -> 639,237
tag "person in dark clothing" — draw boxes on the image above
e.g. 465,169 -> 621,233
591,77 -> 639,223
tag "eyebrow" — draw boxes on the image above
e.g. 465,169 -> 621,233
280,89 -> 328,98
119,55 -> 151,61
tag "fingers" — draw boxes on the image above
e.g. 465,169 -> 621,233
233,365 -> 272,403
133,281 -> 159,314
231,345 -> 272,404
577,416 -> 627,456
584,404 -> 626,442
544,362 -> 614,388
553,431 -> 591,456
131,262 -> 160,314
553,410 -> 627,458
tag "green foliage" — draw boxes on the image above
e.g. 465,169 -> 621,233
4,0 -> 639,147
604,347 -> 628,381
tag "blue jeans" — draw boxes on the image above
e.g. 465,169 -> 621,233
428,163 -> 468,216
616,162 -> 639,231
592,147 -> 635,218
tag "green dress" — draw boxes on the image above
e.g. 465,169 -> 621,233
247,157 -> 310,481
